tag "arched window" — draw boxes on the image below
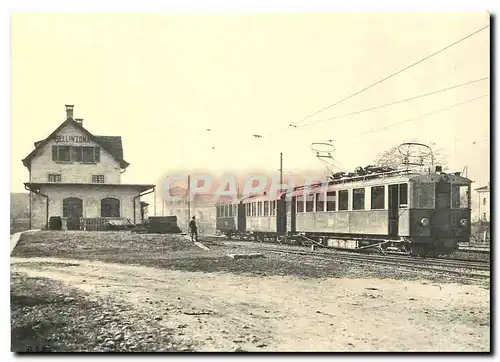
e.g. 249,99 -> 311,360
63,197 -> 83,218
101,198 -> 120,217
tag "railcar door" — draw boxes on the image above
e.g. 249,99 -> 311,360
290,196 -> 297,233
237,203 -> 246,233
432,180 -> 451,237
277,197 -> 287,233
388,185 -> 399,236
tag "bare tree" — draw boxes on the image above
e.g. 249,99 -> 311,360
373,141 -> 448,170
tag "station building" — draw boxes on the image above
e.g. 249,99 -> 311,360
475,183 -> 490,222
22,105 -> 155,230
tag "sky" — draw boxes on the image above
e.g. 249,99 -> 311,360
11,12 -> 490,200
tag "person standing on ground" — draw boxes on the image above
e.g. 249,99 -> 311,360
189,216 -> 198,242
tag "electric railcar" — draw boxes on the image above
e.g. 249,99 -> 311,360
216,166 -> 472,256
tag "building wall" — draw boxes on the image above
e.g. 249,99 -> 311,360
477,190 -> 490,222
164,201 -> 216,235
30,122 -> 121,184
31,185 -> 143,229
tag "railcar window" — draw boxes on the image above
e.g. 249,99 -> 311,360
415,183 -> 434,208
452,184 -> 470,208
216,206 -> 220,217
264,201 -> 269,216
326,191 -> 336,211
353,188 -> 365,210
338,190 -> 349,211
315,193 -> 325,212
271,200 -> 276,216
399,183 -> 408,207
256,202 -> 261,216
246,203 -> 250,216
306,194 -> 314,212
371,186 -> 385,209
297,195 -> 305,213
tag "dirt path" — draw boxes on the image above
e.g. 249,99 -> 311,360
11,256 -> 490,352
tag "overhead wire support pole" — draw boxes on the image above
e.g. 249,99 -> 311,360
280,152 -> 283,193
187,174 -> 191,233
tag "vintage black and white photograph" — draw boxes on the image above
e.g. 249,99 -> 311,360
9,9 -> 491,353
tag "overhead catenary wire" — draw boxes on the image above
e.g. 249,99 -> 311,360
349,93 -> 488,139
291,24 -> 490,127
295,77 -> 489,128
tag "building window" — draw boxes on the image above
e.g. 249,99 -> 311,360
52,146 -> 71,162
101,198 -> 120,217
306,194 -> 314,212
483,197 -> 487,206
483,213 -> 487,221
353,188 -> 365,210
82,147 -> 95,163
63,197 -> 83,218
92,175 -> 105,184
338,190 -> 349,211
296,195 -> 305,213
315,193 -> 325,212
48,173 -> 62,183
326,191 -> 336,211
53,146 -> 101,163
371,186 -> 385,210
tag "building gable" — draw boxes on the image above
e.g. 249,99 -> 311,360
22,118 -> 129,169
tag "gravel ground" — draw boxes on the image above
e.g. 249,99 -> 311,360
10,231 -> 491,352
11,272 -> 194,352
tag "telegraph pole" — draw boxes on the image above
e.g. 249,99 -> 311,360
279,152 -> 283,193
187,174 -> 191,232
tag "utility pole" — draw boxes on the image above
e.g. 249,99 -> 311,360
154,187 -> 157,215
187,174 -> 191,232
279,152 -> 283,193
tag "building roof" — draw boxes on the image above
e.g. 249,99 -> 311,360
22,118 -> 130,169
25,182 -> 155,193
95,136 -> 124,160
475,185 -> 490,192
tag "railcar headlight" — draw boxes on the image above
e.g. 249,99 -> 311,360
460,219 -> 468,226
420,218 -> 430,227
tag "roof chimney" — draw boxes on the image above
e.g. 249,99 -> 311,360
65,105 -> 74,120
75,118 -> 83,125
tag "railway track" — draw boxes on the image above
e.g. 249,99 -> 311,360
213,239 -> 490,280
